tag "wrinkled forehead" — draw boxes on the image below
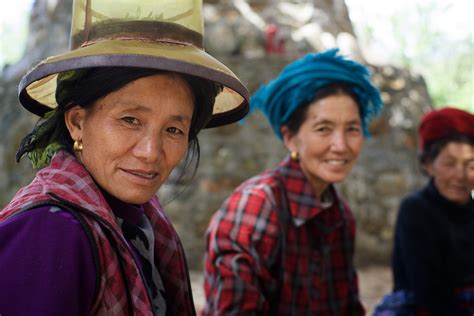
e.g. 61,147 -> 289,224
88,73 -> 194,116
437,141 -> 474,161
306,94 -> 362,122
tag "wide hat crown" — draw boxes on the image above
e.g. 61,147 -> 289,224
19,0 -> 249,128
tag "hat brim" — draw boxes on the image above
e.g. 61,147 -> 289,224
19,40 -> 249,128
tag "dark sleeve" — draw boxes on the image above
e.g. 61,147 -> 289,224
0,205 -> 97,316
392,195 -> 461,315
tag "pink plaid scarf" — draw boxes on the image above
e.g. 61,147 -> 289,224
1,150 -> 195,315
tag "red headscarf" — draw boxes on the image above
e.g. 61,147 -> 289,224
419,107 -> 474,151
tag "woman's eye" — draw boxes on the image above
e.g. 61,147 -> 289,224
121,116 -> 139,125
316,126 -> 330,132
167,127 -> 184,135
441,160 -> 455,168
348,126 -> 361,133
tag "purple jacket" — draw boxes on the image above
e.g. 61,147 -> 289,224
0,150 -> 195,315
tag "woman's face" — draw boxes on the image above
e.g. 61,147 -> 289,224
65,74 -> 194,204
282,94 -> 364,196
426,142 -> 474,204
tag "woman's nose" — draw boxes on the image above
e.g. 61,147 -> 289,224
330,131 -> 348,152
134,134 -> 162,162
457,164 -> 469,181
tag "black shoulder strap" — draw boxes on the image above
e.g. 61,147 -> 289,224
334,192 -> 359,310
267,178 -> 291,315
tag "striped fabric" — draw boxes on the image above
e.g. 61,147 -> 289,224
116,212 -> 167,314
203,157 -> 364,315
0,150 -> 195,316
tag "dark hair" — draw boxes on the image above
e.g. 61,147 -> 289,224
283,82 -> 361,135
17,66 -> 222,180
419,133 -> 474,165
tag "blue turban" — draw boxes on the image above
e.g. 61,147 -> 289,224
250,48 -> 383,139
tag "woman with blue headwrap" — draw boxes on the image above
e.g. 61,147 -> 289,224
202,49 -> 383,315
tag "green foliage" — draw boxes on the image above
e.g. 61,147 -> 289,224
427,38 -> 473,113
347,0 -> 473,114
0,4 -> 30,69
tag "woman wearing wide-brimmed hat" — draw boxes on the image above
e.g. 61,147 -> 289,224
0,0 -> 248,315
203,49 -> 383,315
387,107 -> 474,315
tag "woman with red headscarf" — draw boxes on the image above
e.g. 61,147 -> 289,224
390,107 -> 474,315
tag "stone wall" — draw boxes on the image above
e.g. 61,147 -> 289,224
0,0 -> 73,209
159,59 -> 432,268
0,0 -> 432,269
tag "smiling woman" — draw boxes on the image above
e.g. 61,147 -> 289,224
202,49 -> 383,315
389,107 -> 474,315
0,0 -> 249,315
281,83 -> 364,196
65,73 -> 195,205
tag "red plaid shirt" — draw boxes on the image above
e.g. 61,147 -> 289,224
203,157 -> 364,315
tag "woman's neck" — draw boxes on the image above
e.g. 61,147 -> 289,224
305,172 -> 329,198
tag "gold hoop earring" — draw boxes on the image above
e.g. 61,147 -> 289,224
73,140 -> 83,151
290,151 -> 299,161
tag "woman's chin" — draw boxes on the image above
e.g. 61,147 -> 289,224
108,189 -> 157,205
444,191 -> 471,205
322,171 -> 351,184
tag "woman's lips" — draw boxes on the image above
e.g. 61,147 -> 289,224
325,159 -> 347,166
121,168 -> 159,181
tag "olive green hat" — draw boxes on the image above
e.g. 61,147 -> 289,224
19,0 -> 249,128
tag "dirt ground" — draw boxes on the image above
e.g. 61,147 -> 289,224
191,265 -> 392,315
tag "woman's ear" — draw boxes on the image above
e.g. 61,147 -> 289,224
281,125 -> 297,153
64,105 -> 86,142
424,161 -> 435,177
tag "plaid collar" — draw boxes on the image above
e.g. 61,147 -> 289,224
277,156 -> 338,227
37,150 -> 124,232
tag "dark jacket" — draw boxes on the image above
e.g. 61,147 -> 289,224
392,179 -> 474,315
